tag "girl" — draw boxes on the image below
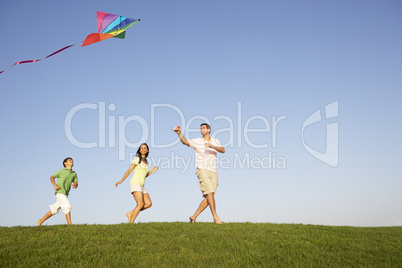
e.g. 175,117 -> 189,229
115,143 -> 158,223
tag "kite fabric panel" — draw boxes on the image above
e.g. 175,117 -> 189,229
82,11 -> 140,46
0,11 -> 140,74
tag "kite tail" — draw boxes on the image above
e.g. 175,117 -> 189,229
0,41 -> 83,74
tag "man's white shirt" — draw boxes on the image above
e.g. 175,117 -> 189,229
188,138 -> 222,172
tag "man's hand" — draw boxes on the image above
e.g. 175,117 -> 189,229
173,125 -> 190,146
54,185 -> 61,191
206,142 -> 225,153
173,125 -> 181,134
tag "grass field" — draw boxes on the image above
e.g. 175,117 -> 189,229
1,222 -> 401,267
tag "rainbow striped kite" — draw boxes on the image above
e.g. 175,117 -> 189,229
1,11 -> 140,74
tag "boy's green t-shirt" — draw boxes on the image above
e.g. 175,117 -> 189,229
53,168 -> 78,196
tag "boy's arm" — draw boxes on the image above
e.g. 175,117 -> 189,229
72,174 -> 78,189
50,175 -> 61,191
173,126 -> 190,146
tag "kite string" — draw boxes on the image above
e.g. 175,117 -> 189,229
0,41 -> 84,74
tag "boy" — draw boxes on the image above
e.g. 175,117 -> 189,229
37,157 -> 78,226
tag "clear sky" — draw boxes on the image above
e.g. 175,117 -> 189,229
1,0 -> 401,227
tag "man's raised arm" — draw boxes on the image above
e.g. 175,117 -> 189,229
173,126 -> 190,146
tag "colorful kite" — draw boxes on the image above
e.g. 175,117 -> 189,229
0,11 -> 140,74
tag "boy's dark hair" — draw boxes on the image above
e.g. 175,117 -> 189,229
63,157 -> 73,167
200,123 -> 211,131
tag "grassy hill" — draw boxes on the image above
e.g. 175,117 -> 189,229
1,222 -> 401,267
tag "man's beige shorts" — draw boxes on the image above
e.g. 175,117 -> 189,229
196,169 -> 218,197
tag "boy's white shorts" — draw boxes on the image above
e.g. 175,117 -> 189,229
49,193 -> 73,215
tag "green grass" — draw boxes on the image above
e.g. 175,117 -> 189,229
1,222 -> 401,267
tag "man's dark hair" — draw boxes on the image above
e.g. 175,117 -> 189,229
200,123 -> 211,131
63,157 -> 73,167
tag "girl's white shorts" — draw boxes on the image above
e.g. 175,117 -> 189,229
129,183 -> 148,194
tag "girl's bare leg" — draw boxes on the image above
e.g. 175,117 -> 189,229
127,191 -> 144,223
141,193 -> 152,210
126,192 -> 152,221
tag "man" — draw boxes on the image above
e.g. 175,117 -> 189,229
173,123 -> 225,224
37,157 -> 78,226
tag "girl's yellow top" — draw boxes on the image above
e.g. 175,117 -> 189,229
129,157 -> 149,186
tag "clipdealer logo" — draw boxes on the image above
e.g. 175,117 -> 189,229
64,101 -> 339,170
302,101 -> 339,167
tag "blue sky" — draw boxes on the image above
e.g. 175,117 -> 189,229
1,0 -> 401,227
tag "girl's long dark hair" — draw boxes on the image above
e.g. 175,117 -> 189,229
136,143 -> 149,164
